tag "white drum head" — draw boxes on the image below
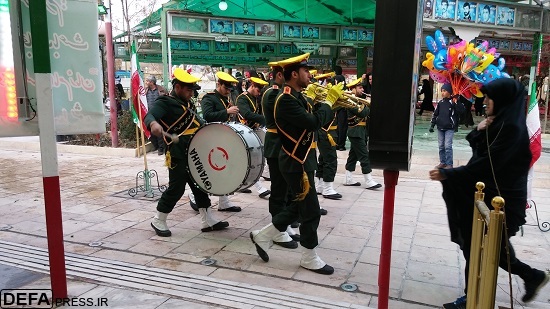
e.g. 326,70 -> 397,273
188,123 -> 250,195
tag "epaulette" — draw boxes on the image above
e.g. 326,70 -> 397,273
272,85 -> 279,90
206,91 -> 215,94
283,86 -> 291,94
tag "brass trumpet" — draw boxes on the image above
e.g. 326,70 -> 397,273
307,82 -> 371,112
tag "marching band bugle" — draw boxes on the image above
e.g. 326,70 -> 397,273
306,82 -> 371,109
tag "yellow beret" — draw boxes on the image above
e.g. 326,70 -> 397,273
268,61 -> 281,68
250,77 -> 268,86
277,53 -> 312,69
216,71 -> 238,83
173,68 -> 200,84
347,78 -> 362,89
315,72 -> 335,80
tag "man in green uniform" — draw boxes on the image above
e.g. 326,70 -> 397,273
342,79 -> 381,189
250,53 -> 343,275
236,76 -> 271,199
189,71 -> 243,212
313,72 -> 342,200
145,68 -> 229,236
259,63 -> 299,249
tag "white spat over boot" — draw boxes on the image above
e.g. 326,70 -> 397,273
343,170 -> 361,186
322,181 -> 342,199
250,223 -> 280,262
218,195 -> 241,212
300,246 -> 334,275
363,173 -> 382,190
286,225 -> 300,241
199,207 -> 229,232
272,230 -> 298,249
188,193 -> 198,211
315,177 -> 324,195
151,211 -> 171,237
254,179 -> 271,198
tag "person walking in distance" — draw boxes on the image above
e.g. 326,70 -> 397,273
145,75 -> 167,155
342,78 -> 381,189
250,53 -> 342,274
145,69 -> 229,236
429,83 -> 465,169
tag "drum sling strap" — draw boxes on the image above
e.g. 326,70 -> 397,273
273,87 -> 314,201
236,92 -> 260,129
160,102 -> 204,169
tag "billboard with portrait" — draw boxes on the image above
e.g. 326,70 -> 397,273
423,0 -> 434,18
170,16 -> 208,33
435,0 -> 456,20
210,19 -> 233,34
496,6 -> 515,27
230,42 -> 246,53
282,24 -> 301,38
261,43 -> 275,53
342,28 -> 357,41
234,21 -> 255,35
512,41 -> 523,51
190,40 -> 210,51
256,23 -> 276,37
170,39 -> 189,51
358,29 -> 374,42
457,1 -> 476,23
302,26 -> 319,39
515,8 -> 542,29
477,4 -> 496,24
247,43 -> 261,53
215,42 -> 229,52
280,44 -> 292,54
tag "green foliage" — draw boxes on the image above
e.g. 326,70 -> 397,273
118,110 -> 137,142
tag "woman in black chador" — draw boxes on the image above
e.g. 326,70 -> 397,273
429,78 -> 549,308
417,79 -> 434,115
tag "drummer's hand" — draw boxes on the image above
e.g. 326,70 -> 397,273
150,121 -> 163,137
227,106 -> 239,115
429,169 -> 446,181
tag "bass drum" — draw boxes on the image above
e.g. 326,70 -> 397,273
187,122 -> 264,196
254,127 -> 266,145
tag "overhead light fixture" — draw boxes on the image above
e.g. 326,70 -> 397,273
98,4 -> 108,15
219,0 -> 228,11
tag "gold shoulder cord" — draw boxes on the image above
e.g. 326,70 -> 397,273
486,121 -> 515,306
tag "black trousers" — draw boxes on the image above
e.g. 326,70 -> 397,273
316,130 -> 338,182
336,109 -> 348,148
266,157 -> 288,218
345,134 -> 372,174
272,171 -> 321,249
462,231 -> 535,294
156,158 -> 211,213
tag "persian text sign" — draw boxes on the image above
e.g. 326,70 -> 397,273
21,0 -> 104,135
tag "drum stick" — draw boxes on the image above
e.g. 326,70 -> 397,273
162,131 -> 179,144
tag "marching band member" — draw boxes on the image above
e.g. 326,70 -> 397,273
250,53 -> 341,275
145,68 -> 229,236
342,79 -> 382,189
189,71 -> 243,212
259,62 -> 298,249
236,76 -> 271,199
313,72 -> 341,200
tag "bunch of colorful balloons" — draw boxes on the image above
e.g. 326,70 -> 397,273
422,30 -> 510,99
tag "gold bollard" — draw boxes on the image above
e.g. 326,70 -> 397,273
466,181 -> 505,309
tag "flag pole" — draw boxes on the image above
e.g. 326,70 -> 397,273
135,121 -> 140,157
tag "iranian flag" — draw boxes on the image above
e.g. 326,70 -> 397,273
130,42 -> 150,138
527,88 -> 542,168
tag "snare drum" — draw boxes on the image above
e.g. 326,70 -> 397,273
187,122 -> 264,196
254,127 -> 267,145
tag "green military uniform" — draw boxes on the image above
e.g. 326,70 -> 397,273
236,92 -> 266,128
201,90 -> 232,122
345,104 -> 372,174
144,92 -> 210,213
261,83 -> 285,217
272,85 -> 333,249
315,111 -> 338,182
